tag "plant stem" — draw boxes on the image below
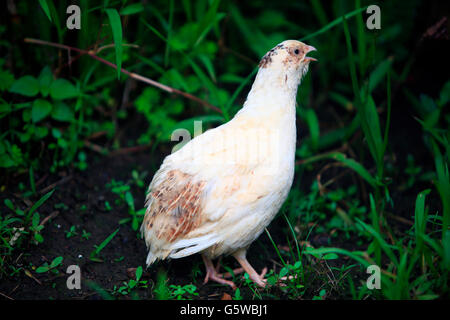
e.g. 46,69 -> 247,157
23,37 -> 223,114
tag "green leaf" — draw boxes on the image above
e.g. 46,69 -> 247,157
32,99 -> 53,123
35,233 -> 44,243
10,144 -> 24,167
38,66 -> 53,97
22,109 -> 32,123
279,267 -> 289,278
125,191 -> 135,212
4,199 -> 15,211
128,279 -> 137,289
50,256 -> 63,268
105,9 -> 123,80
323,253 -> 339,260
120,3 -> 144,15
36,266 -> 49,273
51,101 -> 74,122
38,0 -> 52,22
32,212 -> 40,227
10,76 -> 40,97
52,128 -> 62,139
0,69 -> 14,91
0,154 -> 15,168
34,126 -> 49,139
50,79 -> 78,100
135,266 -> 143,281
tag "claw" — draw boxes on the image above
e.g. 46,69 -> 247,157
202,255 -> 237,290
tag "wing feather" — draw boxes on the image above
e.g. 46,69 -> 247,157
142,118 -> 279,264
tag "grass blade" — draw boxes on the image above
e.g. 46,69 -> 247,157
283,214 -> 301,261
224,67 -> 258,113
265,228 -> 287,267
38,0 -> 52,22
304,247 -> 370,267
382,71 -> 392,156
431,140 -> 450,243
304,108 -> 320,151
367,58 -> 393,94
355,0 -> 366,76
298,151 -> 379,187
164,0 -> 174,67
193,0 -> 222,47
414,189 -> 431,255
105,8 -> 123,80
27,189 -> 55,220
356,218 -> 399,266
300,6 -> 368,42
29,167 -> 36,195
342,16 -> 360,105
331,152 -> 378,187
90,228 -> 120,261
310,0 -> 328,26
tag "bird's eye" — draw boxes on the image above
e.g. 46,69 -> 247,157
294,49 -> 300,55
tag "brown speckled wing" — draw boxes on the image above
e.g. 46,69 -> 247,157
143,169 -> 206,243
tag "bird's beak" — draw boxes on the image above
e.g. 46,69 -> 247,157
304,45 -> 317,62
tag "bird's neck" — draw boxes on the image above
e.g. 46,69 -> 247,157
238,67 -> 300,119
231,68 -> 298,171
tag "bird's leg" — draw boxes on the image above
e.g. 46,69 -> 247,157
213,256 -> 245,279
233,249 -> 267,288
214,256 -> 222,272
201,254 -> 237,290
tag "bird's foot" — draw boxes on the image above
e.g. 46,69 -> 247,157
233,251 -> 268,288
203,268 -> 237,290
215,265 -> 269,289
246,267 -> 268,288
202,255 -> 237,290
202,254 -> 269,289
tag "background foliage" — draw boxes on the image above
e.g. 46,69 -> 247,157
0,0 -> 449,299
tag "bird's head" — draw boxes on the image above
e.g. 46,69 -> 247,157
258,40 -> 317,87
242,40 -> 317,112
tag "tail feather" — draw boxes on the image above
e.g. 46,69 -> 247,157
144,233 -> 217,266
